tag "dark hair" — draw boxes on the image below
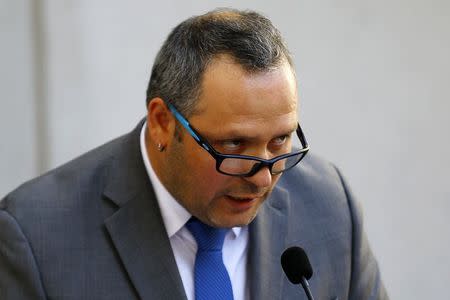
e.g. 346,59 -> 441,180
146,8 -> 293,116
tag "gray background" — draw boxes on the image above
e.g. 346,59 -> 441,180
1,1 -> 449,299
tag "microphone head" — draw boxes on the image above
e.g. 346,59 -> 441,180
281,246 -> 313,283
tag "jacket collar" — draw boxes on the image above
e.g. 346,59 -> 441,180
103,119 -> 187,300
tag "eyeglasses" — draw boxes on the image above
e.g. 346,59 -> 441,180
167,102 -> 309,177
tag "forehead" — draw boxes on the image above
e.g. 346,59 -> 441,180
191,55 -> 298,134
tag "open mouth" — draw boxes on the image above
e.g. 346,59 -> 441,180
224,195 -> 264,211
226,195 -> 258,202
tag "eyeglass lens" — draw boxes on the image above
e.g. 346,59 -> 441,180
219,152 -> 304,176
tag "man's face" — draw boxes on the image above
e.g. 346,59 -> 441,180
163,56 -> 298,228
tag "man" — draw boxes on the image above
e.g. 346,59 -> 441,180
0,8 -> 388,300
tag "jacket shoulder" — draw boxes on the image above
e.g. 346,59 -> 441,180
278,152 -> 345,197
0,127 -> 136,219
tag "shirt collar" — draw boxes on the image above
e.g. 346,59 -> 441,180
139,122 -> 241,238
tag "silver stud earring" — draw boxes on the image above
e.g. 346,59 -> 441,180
157,143 -> 165,152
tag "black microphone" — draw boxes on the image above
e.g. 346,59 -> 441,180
281,246 -> 315,300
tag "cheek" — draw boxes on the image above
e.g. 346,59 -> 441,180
185,145 -> 228,194
191,159 -> 229,197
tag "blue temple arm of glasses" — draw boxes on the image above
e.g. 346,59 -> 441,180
167,103 -> 211,151
167,104 -> 199,140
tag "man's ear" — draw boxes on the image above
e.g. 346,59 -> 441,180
146,98 -> 175,146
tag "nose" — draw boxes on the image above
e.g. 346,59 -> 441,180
243,165 -> 273,188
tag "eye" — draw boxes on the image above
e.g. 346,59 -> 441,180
221,140 -> 242,151
269,135 -> 291,154
272,135 -> 289,146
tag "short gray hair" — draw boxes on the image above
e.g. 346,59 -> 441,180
146,8 -> 293,116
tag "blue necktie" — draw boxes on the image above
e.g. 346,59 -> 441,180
186,217 -> 234,300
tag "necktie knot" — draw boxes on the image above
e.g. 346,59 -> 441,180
186,217 -> 227,251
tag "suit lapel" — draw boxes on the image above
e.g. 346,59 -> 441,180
102,121 -> 187,300
249,185 -> 290,300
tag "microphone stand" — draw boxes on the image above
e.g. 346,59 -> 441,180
300,277 -> 315,300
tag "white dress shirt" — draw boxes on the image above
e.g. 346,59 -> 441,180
140,122 -> 249,300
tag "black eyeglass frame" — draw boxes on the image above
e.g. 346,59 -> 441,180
166,102 -> 310,177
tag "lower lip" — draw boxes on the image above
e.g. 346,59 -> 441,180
225,195 -> 258,210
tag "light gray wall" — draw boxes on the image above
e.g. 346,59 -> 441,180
1,1 -> 37,192
1,1 -> 449,299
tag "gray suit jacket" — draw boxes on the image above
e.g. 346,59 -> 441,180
0,120 -> 388,300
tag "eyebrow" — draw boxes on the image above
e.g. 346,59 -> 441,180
201,124 -> 298,142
